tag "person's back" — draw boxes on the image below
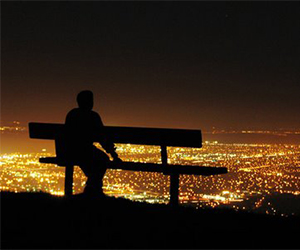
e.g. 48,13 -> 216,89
65,107 -> 104,159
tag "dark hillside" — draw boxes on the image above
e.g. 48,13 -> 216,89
1,192 -> 299,249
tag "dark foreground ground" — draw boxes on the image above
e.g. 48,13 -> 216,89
1,192 -> 299,249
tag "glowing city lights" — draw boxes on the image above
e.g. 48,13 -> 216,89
0,142 -> 299,216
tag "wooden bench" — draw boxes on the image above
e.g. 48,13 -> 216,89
29,122 -> 227,205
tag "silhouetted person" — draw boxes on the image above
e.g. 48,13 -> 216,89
65,90 -> 121,195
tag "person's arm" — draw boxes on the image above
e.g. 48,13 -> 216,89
94,113 -> 121,161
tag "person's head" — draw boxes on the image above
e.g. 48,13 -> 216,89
77,90 -> 94,110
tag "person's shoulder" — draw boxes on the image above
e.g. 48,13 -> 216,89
66,108 -> 81,119
67,108 -> 80,115
91,110 -> 101,119
91,110 -> 99,115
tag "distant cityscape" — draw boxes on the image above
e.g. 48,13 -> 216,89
0,121 -> 27,132
209,128 -> 300,136
1,140 -> 300,217
1,121 -> 300,135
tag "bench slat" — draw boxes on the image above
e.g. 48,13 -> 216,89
29,122 -> 202,147
39,157 -> 227,176
29,123 -> 64,140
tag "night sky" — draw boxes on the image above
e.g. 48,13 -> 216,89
2,2 -> 300,131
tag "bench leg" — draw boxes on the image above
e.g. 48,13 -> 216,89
161,145 -> 179,206
64,165 -> 74,197
170,173 -> 179,206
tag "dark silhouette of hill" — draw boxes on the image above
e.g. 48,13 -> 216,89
1,192 -> 299,249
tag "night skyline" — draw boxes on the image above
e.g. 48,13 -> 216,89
2,1 -> 300,131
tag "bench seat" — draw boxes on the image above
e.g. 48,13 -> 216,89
40,156 -> 227,175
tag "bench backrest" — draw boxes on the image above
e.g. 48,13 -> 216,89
29,122 -> 202,163
29,122 -> 202,147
